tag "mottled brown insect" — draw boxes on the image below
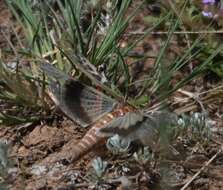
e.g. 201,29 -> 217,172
41,61 -> 177,163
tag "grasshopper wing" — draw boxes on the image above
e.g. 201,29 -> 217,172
99,111 -> 178,145
41,63 -> 117,127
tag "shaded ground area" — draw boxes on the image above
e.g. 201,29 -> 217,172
0,1 -> 223,190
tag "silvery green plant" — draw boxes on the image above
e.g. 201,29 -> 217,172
177,112 -> 212,141
0,139 -> 12,190
0,141 -> 9,175
106,135 -> 130,155
91,157 -> 108,179
190,112 -> 212,139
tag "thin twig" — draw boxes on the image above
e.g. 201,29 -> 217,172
125,30 -> 223,36
180,146 -> 223,190
177,89 -> 207,113
174,85 -> 223,104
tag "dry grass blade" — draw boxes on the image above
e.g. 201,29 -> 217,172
180,146 -> 223,190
